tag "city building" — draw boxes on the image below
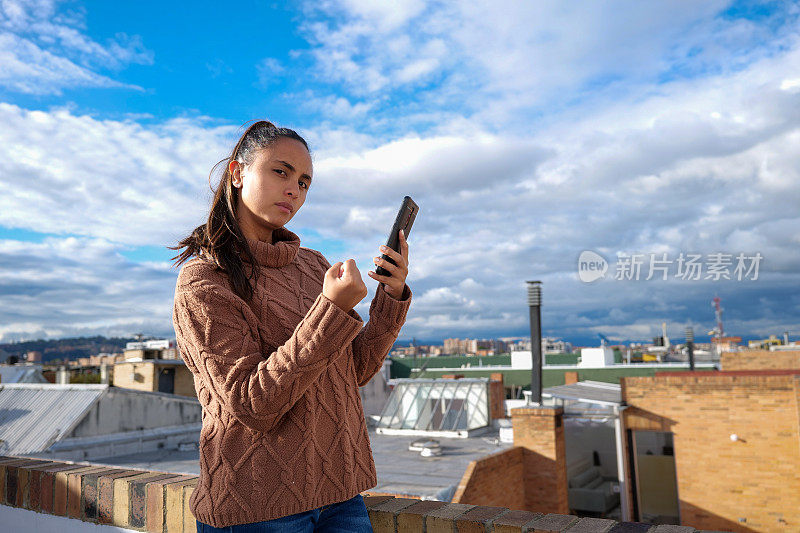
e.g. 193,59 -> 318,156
578,346 -> 616,367
112,359 -> 196,397
543,337 -> 573,354
0,383 -> 201,461
124,338 -> 179,360
620,359 -> 800,529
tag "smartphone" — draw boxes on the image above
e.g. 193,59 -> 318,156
376,196 -> 419,277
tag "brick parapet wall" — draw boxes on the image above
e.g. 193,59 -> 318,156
0,455 -> 733,532
720,349 -> 800,371
453,447 -> 526,509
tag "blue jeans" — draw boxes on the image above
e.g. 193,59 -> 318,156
196,494 -> 373,532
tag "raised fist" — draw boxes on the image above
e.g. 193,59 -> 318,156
322,259 -> 368,312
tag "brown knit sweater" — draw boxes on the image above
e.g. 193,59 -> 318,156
172,227 -> 411,528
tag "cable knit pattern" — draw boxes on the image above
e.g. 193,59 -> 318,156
172,227 -> 411,528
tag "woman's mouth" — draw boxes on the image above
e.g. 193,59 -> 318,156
275,202 -> 293,213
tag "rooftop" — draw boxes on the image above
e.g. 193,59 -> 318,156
542,380 -> 621,407
0,364 -> 49,384
0,383 -> 201,459
84,427 -> 514,502
0,383 -> 107,455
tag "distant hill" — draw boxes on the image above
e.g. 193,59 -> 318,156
0,335 -> 140,364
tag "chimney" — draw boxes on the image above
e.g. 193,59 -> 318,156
527,281 -> 542,405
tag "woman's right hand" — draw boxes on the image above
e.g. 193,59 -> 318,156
323,259 -> 368,312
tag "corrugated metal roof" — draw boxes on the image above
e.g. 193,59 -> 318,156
0,365 -> 49,384
0,384 -> 107,455
542,380 -> 621,406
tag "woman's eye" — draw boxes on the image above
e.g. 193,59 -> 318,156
274,168 -> 287,176
299,181 -> 309,190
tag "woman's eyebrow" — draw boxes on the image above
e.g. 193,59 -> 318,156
276,159 -> 312,181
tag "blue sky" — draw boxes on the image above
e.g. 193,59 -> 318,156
1,0 -> 799,345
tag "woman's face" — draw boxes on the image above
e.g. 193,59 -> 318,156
230,137 -> 313,235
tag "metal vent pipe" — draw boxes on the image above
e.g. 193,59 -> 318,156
527,281 -> 542,405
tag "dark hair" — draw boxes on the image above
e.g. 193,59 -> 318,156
168,120 -> 310,302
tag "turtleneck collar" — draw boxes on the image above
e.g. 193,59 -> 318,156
243,227 -> 301,268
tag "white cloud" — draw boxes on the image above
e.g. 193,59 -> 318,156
297,37 -> 800,340
337,0 -> 425,31
286,90 -> 375,119
0,0 -> 153,94
0,236 -> 177,342
0,103 -> 233,246
297,1 -> 800,133
256,57 -> 285,87
2,2 -> 800,342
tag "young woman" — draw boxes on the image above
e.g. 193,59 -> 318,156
170,120 -> 412,532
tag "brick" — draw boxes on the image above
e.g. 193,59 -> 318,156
368,497 -> 421,532
425,502 -> 477,533
18,461 -> 53,508
528,513 -> 580,532
0,456 -> 30,505
114,471 -> 160,526
11,460 -> 50,507
29,469 -> 42,510
97,469 -> 142,524
54,465 -> 97,515
396,500 -> 449,532
81,468 -> 126,520
565,517 -> 616,532
1,458 -> 41,505
53,465 -> 102,516
363,494 -> 396,509
132,473 -> 182,528
4,461 -> 18,505
66,466 -> 108,518
0,459 -> 7,504
492,509 -> 544,532
164,477 -> 198,533
183,484 -> 197,533
3,460 -> 22,505
456,505 -> 510,533
36,463 -> 80,513
145,474 -> 196,533
608,523 -> 654,533
124,472 -> 180,529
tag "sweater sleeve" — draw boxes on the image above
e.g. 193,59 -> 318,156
311,250 -> 412,387
173,274 -> 363,434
